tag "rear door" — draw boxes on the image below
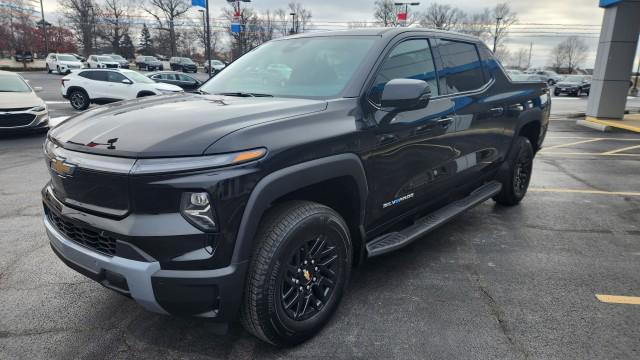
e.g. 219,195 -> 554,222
363,38 -> 458,230
106,71 -> 131,100
430,39 -> 506,186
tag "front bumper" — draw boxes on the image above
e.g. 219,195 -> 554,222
45,212 -> 248,320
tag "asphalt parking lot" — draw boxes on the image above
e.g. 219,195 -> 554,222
1,72 -> 639,359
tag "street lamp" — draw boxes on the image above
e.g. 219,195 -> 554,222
394,2 -> 420,27
290,12 -> 297,34
198,9 -> 210,77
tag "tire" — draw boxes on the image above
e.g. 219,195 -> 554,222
69,89 -> 90,110
46,64 -> 51,74
493,136 -> 534,206
56,65 -> 61,74
240,201 -> 352,346
554,90 -> 559,96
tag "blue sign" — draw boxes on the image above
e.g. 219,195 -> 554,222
231,23 -> 240,34
191,0 -> 205,8
599,0 -> 623,8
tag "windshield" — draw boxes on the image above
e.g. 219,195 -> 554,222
181,58 -> 195,64
200,36 -> 377,98
109,55 -> 125,60
98,56 -> 114,62
58,55 -> 77,62
213,60 -> 223,65
0,74 -> 31,92
124,71 -> 156,84
562,75 -> 586,82
145,57 -> 158,62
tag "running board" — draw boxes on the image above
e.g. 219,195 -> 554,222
366,181 -> 502,258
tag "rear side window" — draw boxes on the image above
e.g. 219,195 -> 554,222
79,71 -> 107,81
369,39 -> 439,104
434,40 -> 485,93
477,45 -> 498,82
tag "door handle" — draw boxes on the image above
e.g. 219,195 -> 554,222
489,107 -> 504,116
437,117 -> 453,128
377,133 -> 398,145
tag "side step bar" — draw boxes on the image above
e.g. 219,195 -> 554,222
366,181 -> 502,258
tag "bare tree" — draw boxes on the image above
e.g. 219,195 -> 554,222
287,2 -> 312,34
489,3 -> 517,52
419,3 -> 465,31
223,4 -> 261,59
373,0 -> 400,27
550,36 -> 588,73
494,45 -> 510,63
101,0 -> 131,54
459,10 -> 490,41
144,0 -> 190,57
58,0 -> 100,57
274,9 -> 290,37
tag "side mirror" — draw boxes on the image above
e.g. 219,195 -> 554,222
122,79 -> 133,85
380,79 -> 431,111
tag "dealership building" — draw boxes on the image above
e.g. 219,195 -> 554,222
581,0 -> 640,131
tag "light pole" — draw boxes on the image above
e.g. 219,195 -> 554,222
394,2 -> 420,27
290,12 -> 297,34
198,9 -> 210,77
39,0 -> 48,55
493,17 -> 503,53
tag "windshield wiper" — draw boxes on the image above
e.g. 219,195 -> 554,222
214,92 -> 273,97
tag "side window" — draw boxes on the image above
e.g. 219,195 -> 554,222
107,72 -> 126,83
369,39 -> 438,105
87,71 -> 107,82
177,74 -> 193,81
434,39 -> 486,93
78,71 -> 90,79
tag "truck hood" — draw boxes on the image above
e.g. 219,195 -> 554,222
49,94 -> 327,158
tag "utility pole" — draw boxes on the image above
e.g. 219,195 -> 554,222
394,2 -> 420,27
205,0 -> 211,78
290,12 -> 297,34
527,42 -> 532,70
493,17 -> 503,53
39,0 -> 48,55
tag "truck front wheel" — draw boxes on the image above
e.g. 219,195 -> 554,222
240,201 -> 352,346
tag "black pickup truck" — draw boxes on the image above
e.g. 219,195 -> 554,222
42,28 -> 550,346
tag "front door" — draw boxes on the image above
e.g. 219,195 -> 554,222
363,38 -> 458,231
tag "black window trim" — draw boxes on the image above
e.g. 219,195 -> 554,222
432,37 -> 493,97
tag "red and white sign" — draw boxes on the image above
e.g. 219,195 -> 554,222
397,12 -> 407,21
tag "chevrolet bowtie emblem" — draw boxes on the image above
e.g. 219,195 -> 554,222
303,269 -> 311,282
50,157 -> 76,177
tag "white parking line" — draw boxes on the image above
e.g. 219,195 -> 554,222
45,101 -> 68,105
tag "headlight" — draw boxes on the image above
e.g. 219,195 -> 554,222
31,105 -> 47,112
130,148 -> 266,174
181,192 -> 217,232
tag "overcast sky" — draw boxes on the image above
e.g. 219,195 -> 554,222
41,0 -> 640,68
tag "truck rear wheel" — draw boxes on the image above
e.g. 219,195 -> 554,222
493,136 -> 534,206
240,201 -> 352,346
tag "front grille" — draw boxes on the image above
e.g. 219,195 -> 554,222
0,113 -> 36,127
46,208 -> 117,256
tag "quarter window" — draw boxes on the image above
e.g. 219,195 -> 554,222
434,40 -> 486,93
369,39 -> 438,104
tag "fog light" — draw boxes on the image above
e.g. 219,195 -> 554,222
181,192 -> 217,232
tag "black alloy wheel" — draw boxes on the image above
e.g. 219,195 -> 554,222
493,136 -> 534,205
279,234 -> 339,321
69,89 -> 89,110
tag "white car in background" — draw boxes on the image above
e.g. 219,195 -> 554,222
203,59 -> 226,74
87,55 -> 121,69
61,69 -> 183,110
46,53 -> 84,75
